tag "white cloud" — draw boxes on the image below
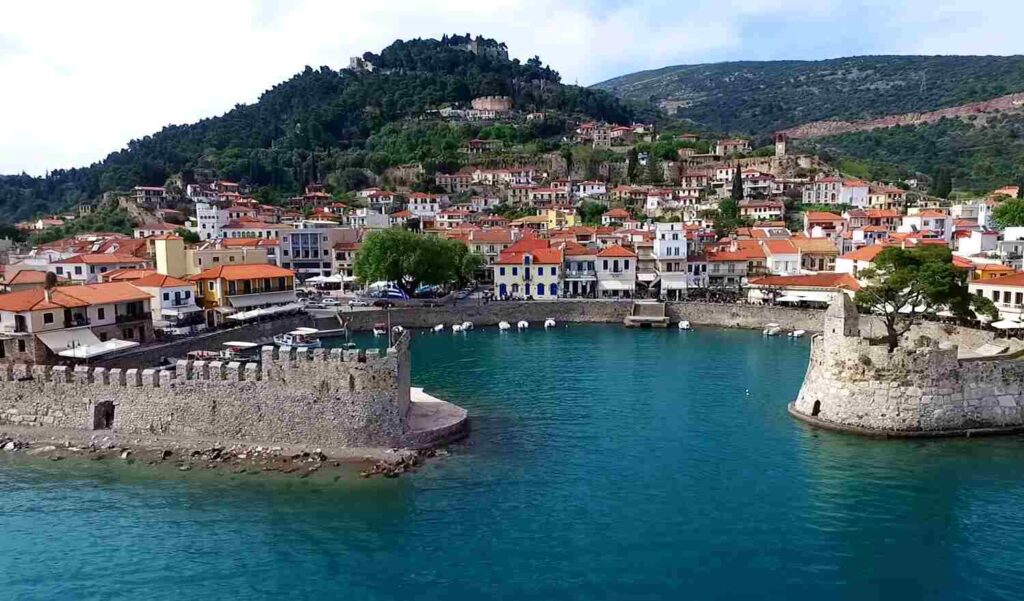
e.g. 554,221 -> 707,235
0,0 -> 1021,175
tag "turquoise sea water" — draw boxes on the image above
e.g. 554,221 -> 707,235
3,325 -> 1024,600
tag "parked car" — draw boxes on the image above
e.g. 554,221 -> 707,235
348,298 -> 369,307
322,298 -> 341,306
373,299 -> 395,308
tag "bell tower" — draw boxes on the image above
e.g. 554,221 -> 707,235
824,293 -> 859,345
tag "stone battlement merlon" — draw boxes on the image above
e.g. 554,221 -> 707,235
0,333 -> 411,390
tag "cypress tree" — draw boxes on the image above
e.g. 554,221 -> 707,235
731,163 -> 743,201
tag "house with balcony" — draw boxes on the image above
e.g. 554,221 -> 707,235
761,239 -> 801,276
791,236 -> 839,272
49,254 -> 150,284
493,238 -> 562,300
558,241 -> 597,298
653,223 -> 688,300
188,264 -> 296,325
0,283 -> 153,363
596,246 -> 637,298
706,241 -> 766,289
969,273 -> 1024,321
131,273 -> 204,335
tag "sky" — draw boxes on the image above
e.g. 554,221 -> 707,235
1,0 -> 1022,175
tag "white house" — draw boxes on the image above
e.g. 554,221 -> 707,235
595,245 -> 637,298
969,273 -> 1024,321
131,273 -> 204,334
654,222 -> 688,300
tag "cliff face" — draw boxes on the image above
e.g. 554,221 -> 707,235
778,92 -> 1024,139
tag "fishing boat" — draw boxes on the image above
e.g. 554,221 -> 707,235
517,320 -> 529,329
433,324 -> 445,332
273,327 -> 322,348
544,318 -> 556,328
789,329 -> 806,338
373,322 -> 388,336
185,341 -> 261,362
498,321 -> 511,331
678,320 -> 691,330
763,323 -> 782,336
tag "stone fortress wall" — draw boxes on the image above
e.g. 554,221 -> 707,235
791,295 -> 1024,436
0,333 -> 455,449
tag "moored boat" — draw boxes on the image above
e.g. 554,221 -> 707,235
274,328 -> 322,348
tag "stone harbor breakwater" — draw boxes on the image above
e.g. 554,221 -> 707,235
791,295 -> 1024,437
0,332 -> 468,469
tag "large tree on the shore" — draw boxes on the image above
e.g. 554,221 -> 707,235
354,228 -> 482,295
853,245 -> 983,351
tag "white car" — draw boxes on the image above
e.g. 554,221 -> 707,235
321,298 -> 341,306
348,298 -> 369,307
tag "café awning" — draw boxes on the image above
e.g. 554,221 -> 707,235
58,339 -> 139,359
227,290 -> 297,309
37,327 -> 102,353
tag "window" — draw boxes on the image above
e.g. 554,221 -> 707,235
74,266 -> 83,275
162,293 -> 170,301
500,267 -> 506,276
229,256 -> 235,262
184,291 -> 190,300
17,339 -> 26,353
550,283 -> 558,296
536,284 -> 544,296
603,260 -> 608,270
97,307 -> 105,320
55,266 -> 63,275
512,267 -> 518,276
213,257 -> 220,263
538,267 -> 544,276
1017,292 -> 1023,306
551,267 -> 557,276
43,313 -> 54,324
993,290 -> 1001,302
624,260 -> 630,270
208,281 -> 215,291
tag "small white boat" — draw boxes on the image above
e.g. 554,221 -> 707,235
452,324 -> 464,333
544,318 -> 556,328
498,321 -> 511,331
433,324 -> 445,333
372,322 -> 387,337
789,329 -> 806,338
763,326 -> 782,337
392,325 -> 405,335
461,321 -> 474,330
274,328 -> 322,348
678,320 -> 691,330
517,320 -> 529,329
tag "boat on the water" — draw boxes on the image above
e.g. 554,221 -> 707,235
789,329 -> 806,338
274,327 -> 322,348
373,322 -> 388,336
185,341 -> 262,362
678,320 -> 691,330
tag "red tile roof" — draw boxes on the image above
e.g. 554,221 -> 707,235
749,273 -> 861,291
597,245 -> 637,258
839,244 -> 887,262
188,264 -> 295,281
973,273 -> 1024,287
131,274 -> 192,288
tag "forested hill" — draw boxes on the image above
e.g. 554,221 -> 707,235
0,35 -> 633,221
593,55 -> 1024,135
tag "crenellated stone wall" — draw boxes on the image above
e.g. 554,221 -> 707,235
791,296 -> 1024,436
0,333 -> 422,448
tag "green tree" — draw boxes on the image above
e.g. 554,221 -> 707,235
354,228 -> 481,295
854,245 -> 979,352
930,166 -> 952,199
731,164 -> 744,201
174,227 -> 200,244
645,156 -> 663,184
577,200 -> 608,225
994,198 -> 1024,227
626,148 -> 638,183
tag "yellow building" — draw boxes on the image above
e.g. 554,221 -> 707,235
188,264 -> 297,325
153,235 -> 187,278
542,208 -> 577,230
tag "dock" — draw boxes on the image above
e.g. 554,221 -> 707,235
624,301 -> 670,328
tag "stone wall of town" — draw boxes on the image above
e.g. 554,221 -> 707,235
0,334 -> 419,449
792,298 -> 1024,435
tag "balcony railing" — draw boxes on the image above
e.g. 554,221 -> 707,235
63,317 -> 91,328
564,269 -> 596,278
115,313 -> 148,324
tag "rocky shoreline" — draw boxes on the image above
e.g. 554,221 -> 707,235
0,427 -> 454,480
